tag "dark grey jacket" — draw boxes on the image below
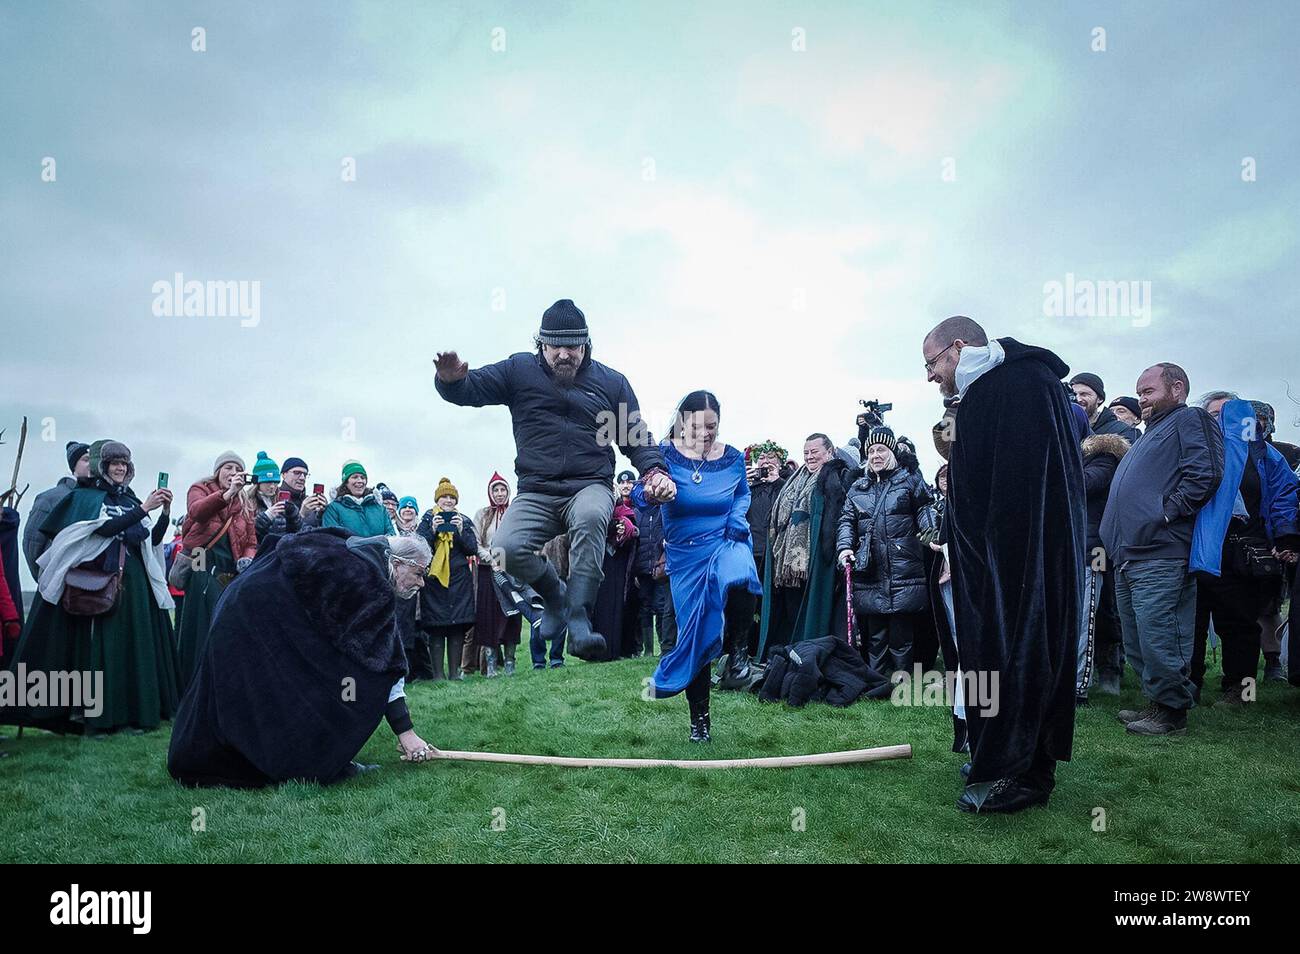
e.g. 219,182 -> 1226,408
435,351 -> 665,497
22,476 -> 78,577
1100,404 -> 1224,565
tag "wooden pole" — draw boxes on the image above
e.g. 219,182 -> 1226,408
419,743 -> 911,770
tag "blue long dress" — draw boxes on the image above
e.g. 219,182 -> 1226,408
632,442 -> 761,697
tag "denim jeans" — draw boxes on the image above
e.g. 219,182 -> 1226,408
1115,558 -> 1197,710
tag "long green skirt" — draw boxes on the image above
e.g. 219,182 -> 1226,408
175,536 -> 235,693
4,547 -> 181,734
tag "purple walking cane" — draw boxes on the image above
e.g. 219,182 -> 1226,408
843,561 -> 856,648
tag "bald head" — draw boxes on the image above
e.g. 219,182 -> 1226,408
924,315 -> 988,352
923,315 -> 988,398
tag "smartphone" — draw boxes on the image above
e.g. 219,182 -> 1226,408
244,473 -> 256,485
157,472 -> 169,489
440,511 -> 455,526
277,490 -> 292,503
313,483 -> 325,496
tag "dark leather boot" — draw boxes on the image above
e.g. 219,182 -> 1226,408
688,694 -> 711,743
1126,702 -> 1188,736
561,573 -> 607,661
717,639 -> 756,691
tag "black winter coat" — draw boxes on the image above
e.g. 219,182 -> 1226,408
1091,406 -> 1142,444
1081,433 -> 1129,553
746,475 -> 786,566
435,351 -> 665,497
837,465 -> 934,615
417,510 -> 479,627
815,458 -> 855,566
632,499 -> 664,576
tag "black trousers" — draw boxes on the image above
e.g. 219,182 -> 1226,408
1191,573 -> 1275,692
856,611 -> 916,675
1094,567 -> 1124,675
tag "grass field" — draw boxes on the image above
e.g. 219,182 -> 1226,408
3,647 -> 1299,863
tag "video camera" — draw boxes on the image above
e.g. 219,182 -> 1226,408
856,398 -> 893,431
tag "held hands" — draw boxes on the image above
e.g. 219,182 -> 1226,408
301,494 -> 327,514
1274,548 -> 1299,565
267,501 -> 286,519
397,731 -> 438,763
644,472 -> 677,503
434,351 -> 469,383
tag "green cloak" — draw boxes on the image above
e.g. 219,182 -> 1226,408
757,483 -> 838,658
4,484 -> 181,734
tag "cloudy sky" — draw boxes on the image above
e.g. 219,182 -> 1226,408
2,1 -> 1298,588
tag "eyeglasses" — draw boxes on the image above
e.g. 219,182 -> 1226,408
924,341 -> 956,373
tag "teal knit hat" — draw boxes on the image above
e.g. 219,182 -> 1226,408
398,495 -> 419,512
251,451 -> 281,484
341,460 -> 367,482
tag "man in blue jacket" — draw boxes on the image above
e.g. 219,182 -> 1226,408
1101,363 -> 1224,737
1188,396 -> 1299,706
434,300 -> 676,660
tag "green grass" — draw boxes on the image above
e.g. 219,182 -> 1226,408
3,651 -> 1299,863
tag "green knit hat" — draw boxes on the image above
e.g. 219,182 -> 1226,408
341,460 -> 367,482
251,451 -> 281,484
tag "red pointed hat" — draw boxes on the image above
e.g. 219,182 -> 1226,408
487,471 -> 510,492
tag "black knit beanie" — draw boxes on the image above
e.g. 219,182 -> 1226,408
66,441 -> 90,471
1069,372 -> 1106,402
538,299 -> 590,347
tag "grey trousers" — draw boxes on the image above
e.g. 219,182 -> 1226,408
495,485 -> 616,589
1115,558 -> 1197,710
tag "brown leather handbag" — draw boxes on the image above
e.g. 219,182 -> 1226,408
61,543 -> 127,616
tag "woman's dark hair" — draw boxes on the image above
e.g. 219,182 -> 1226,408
668,390 -> 721,439
334,481 -> 373,500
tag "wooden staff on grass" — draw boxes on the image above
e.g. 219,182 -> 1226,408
401,743 -> 911,769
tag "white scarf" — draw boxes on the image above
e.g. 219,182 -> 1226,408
955,338 -> 1006,398
36,517 -> 174,610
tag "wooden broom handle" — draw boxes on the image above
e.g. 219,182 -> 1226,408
418,743 -> 912,770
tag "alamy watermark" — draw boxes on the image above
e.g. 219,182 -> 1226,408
890,665 -> 1000,718
151,272 -> 261,327
1043,273 -> 1151,327
0,665 -> 103,717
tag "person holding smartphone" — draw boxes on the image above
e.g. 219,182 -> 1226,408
247,452 -> 301,545
279,457 -> 326,528
177,451 -> 259,693
417,477 -> 479,681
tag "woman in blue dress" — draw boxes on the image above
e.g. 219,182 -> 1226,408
631,391 -> 762,742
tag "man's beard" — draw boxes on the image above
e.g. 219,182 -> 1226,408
397,584 -> 420,600
552,361 -> 577,384
939,378 -> 956,399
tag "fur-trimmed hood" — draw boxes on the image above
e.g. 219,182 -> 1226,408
1082,432 -> 1131,461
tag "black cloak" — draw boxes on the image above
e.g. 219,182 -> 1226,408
947,338 -> 1085,785
167,528 -> 406,788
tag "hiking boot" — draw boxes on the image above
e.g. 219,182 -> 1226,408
482,647 -> 498,679
1263,661 -> 1286,683
1126,703 -> 1187,736
957,778 -> 1048,814
562,574 -> 607,661
1117,702 -> 1158,725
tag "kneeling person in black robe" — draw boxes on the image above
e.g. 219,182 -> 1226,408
923,316 -> 1086,814
168,530 -> 436,788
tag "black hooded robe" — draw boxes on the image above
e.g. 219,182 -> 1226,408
947,338 -> 1085,788
167,528 -> 406,788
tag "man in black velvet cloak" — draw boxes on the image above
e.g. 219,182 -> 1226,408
168,528 -> 435,788
923,316 -> 1086,814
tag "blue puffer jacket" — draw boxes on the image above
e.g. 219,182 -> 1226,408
1191,399 -> 1300,576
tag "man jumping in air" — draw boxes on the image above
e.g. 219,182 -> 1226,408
434,299 -> 676,660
